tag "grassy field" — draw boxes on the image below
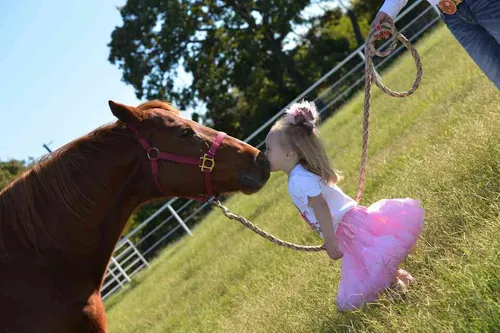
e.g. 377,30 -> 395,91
106,25 -> 500,333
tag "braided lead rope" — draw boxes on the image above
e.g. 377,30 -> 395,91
210,199 -> 325,252
355,21 -> 423,203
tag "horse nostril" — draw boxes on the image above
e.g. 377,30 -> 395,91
254,152 -> 269,169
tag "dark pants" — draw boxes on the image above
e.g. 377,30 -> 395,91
442,0 -> 500,89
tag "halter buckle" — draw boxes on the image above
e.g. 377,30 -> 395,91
199,154 -> 215,172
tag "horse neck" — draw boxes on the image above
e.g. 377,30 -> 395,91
0,132 -> 155,273
54,144 -> 153,266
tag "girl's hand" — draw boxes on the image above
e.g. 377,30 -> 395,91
324,241 -> 343,260
371,11 -> 393,40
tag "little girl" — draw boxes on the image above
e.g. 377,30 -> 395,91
265,100 -> 424,311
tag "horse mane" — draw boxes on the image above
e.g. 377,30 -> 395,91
0,122 -> 128,250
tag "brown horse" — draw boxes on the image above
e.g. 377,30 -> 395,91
0,100 -> 270,332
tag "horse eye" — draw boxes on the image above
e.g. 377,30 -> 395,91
181,127 -> 195,137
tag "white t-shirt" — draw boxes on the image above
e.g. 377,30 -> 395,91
287,164 -> 357,238
380,0 -> 440,19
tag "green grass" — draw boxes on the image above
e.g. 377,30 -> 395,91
106,25 -> 500,333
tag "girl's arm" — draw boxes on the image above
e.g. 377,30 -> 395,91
308,194 -> 343,260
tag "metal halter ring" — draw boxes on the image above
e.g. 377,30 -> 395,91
147,148 -> 160,160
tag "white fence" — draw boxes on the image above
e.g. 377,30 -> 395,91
101,0 -> 442,300
101,239 -> 150,300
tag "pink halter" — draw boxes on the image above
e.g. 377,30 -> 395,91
127,124 -> 226,202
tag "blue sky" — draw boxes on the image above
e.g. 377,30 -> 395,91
0,1 -> 333,162
0,1 -> 149,161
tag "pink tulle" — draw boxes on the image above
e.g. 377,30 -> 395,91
335,198 -> 424,311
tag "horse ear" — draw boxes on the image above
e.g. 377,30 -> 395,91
108,101 -> 140,125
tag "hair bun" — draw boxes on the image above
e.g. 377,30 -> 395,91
284,100 -> 319,128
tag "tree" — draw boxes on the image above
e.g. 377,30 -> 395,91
108,0 -> 395,139
108,0 -> 330,137
0,160 -> 27,191
351,0 -> 383,16
334,0 -> 364,47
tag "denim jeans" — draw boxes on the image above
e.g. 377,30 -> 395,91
442,0 -> 500,89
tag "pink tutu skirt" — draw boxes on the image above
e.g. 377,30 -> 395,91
335,198 -> 424,311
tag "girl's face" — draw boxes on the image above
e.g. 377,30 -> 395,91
265,130 -> 291,172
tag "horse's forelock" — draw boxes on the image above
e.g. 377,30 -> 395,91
137,100 -> 181,115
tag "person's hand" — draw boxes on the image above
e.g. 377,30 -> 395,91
371,11 -> 394,41
324,242 -> 343,260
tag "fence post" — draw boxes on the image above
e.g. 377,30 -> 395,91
357,50 -> 365,61
127,239 -> 149,267
167,204 -> 193,236
111,256 -> 131,283
107,265 -> 124,287
432,4 -> 442,16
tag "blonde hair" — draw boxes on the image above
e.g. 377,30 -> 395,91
271,100 -> 341,184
